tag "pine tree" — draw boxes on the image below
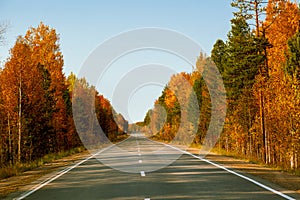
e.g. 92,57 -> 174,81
225,17 -> 262,102
285,30 -> 300,81
211,39 -> 227,75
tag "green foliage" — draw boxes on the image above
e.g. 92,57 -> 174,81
143,57 -> 214,145
141,0 -> 300,173
142,110 -> 151,126
211,39 -> 227,75
224,17 -> 262,101
188,77 -> 203,134
285,30 -> 300,81
231,0 -> 266,25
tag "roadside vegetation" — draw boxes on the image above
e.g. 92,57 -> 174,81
0,23 -> 128,179
0,146 -> 85,179
137,0 -> 300,174
0,0 -> 299,180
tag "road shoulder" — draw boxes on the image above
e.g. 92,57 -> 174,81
1,145 -> 300,199
187,147 -> 300,198
0,151 -> 90,199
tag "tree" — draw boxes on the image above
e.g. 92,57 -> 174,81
285,30 -> 300,81
1,37 -> 32,163
231,0 -> 266,21
23,22 -> 70,151
225,17 -> 262,102
0,22 -> 85,166
284,29 -> 300,169
1,37 -> 58,162
0,23 -> 8,46
212,9 -> 265,158
265,0 -> 300,75
231,0 -> 272,163
211,39 -> 227,75
70,74 -> 127,146
259,1 -> 300,166
0,23 -> 9,164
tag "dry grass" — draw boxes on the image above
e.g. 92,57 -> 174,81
211,147 -> 300,177
0,146 -> 85,180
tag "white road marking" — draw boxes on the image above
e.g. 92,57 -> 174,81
162,143 -> 295,200
138,153 -> 142,156
139,160 -> 143,163
15,144 -> 116,200
17,135 -> 293,200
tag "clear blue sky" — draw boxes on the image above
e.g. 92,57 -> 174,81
0,0 -> 234,123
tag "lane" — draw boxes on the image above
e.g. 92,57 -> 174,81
15,134 -> 298,200
138,154 -> 290,199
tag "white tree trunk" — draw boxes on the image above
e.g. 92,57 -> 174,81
18,78 -> 21,163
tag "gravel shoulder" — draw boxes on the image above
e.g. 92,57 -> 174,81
187,147 -> 300,197
0,151 -> 90,199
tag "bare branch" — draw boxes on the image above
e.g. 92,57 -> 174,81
0,22 -> 9,46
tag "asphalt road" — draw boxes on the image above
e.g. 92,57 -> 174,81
13,133 -> 299,200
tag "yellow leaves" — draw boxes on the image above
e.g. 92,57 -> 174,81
263,1 -> 300,148
260,1 -> 300,167
265,0 -> 300,75
24,22 -> 63,74
190,71 -> 201,84
165,88 -> 176,109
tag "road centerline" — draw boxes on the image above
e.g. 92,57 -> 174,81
140,171 -> 146,177
14,135 -> 298,200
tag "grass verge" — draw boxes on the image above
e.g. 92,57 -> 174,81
211,147 -> 300,177
113,133 -> 129,143
0,146 -> 86,180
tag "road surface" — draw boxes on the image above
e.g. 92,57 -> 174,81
12,133 -> 299,200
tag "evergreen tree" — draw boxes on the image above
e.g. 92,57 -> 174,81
211,39 -> 227,75
225,17 -> 262,102
285,30 -> 300,81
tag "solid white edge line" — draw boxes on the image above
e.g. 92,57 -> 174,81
162,143 -> 295,200
15,143 -> 118,200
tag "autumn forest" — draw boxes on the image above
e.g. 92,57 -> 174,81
0,23 -> 127,170
139,0 -> 300,173
0,0 -> 300,176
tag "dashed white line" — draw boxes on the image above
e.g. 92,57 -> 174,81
139,160 -> 143,163
140,171 -> 146,177
144,198 -> 151,200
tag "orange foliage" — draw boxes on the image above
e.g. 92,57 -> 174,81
265,0 -> 300,75
165,88 -> 177,108
23,22 -> 69,150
